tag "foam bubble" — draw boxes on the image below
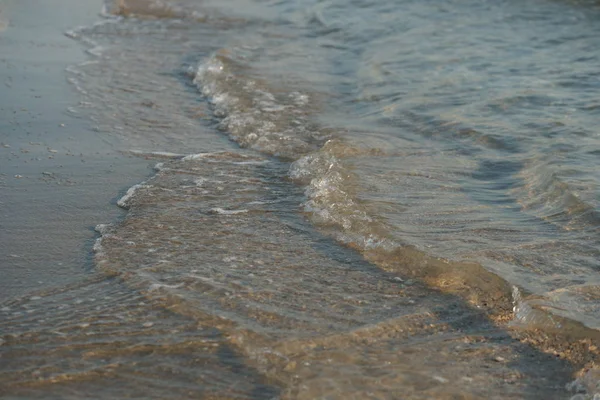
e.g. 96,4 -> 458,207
210,208 -> 249,215
117,183 -> 152,208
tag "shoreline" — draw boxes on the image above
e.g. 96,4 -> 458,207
0,0 -> 152,301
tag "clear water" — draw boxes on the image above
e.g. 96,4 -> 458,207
3,0 -> 600,398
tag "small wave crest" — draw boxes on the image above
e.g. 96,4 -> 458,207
515,158 -> 600,232
193,51 -> 324,159
289,140 -> 393,250
193,47 -> 600,345
89,149 -> 594,399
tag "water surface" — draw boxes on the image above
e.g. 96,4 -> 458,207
3,0 -> 600,398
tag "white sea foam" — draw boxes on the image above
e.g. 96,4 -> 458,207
193,52 -> 318,158
194,177 -> 207,186
210,208 -> 249,215
92,224 -> 115,260
182,153 -> 212,161
148,283 -> 185,292
94,224 -> 112,235
127,150 -> 185,159
117,183 -> 152,208
93,236 -> 105,257
86,46 -> 105,57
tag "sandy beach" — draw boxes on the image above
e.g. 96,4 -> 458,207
0,0 -> 151,301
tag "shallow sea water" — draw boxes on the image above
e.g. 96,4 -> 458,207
3,0 -> 600,398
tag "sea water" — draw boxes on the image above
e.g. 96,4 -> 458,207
3,0 -> 600,398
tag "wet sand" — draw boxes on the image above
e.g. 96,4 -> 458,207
0,0 -> 152,301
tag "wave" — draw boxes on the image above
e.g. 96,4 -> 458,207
53,1 -> 600,397
193,51 -> 324,159
515,157 -> 600,231
88,150 -> 600,399
189,46 -> 600,354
